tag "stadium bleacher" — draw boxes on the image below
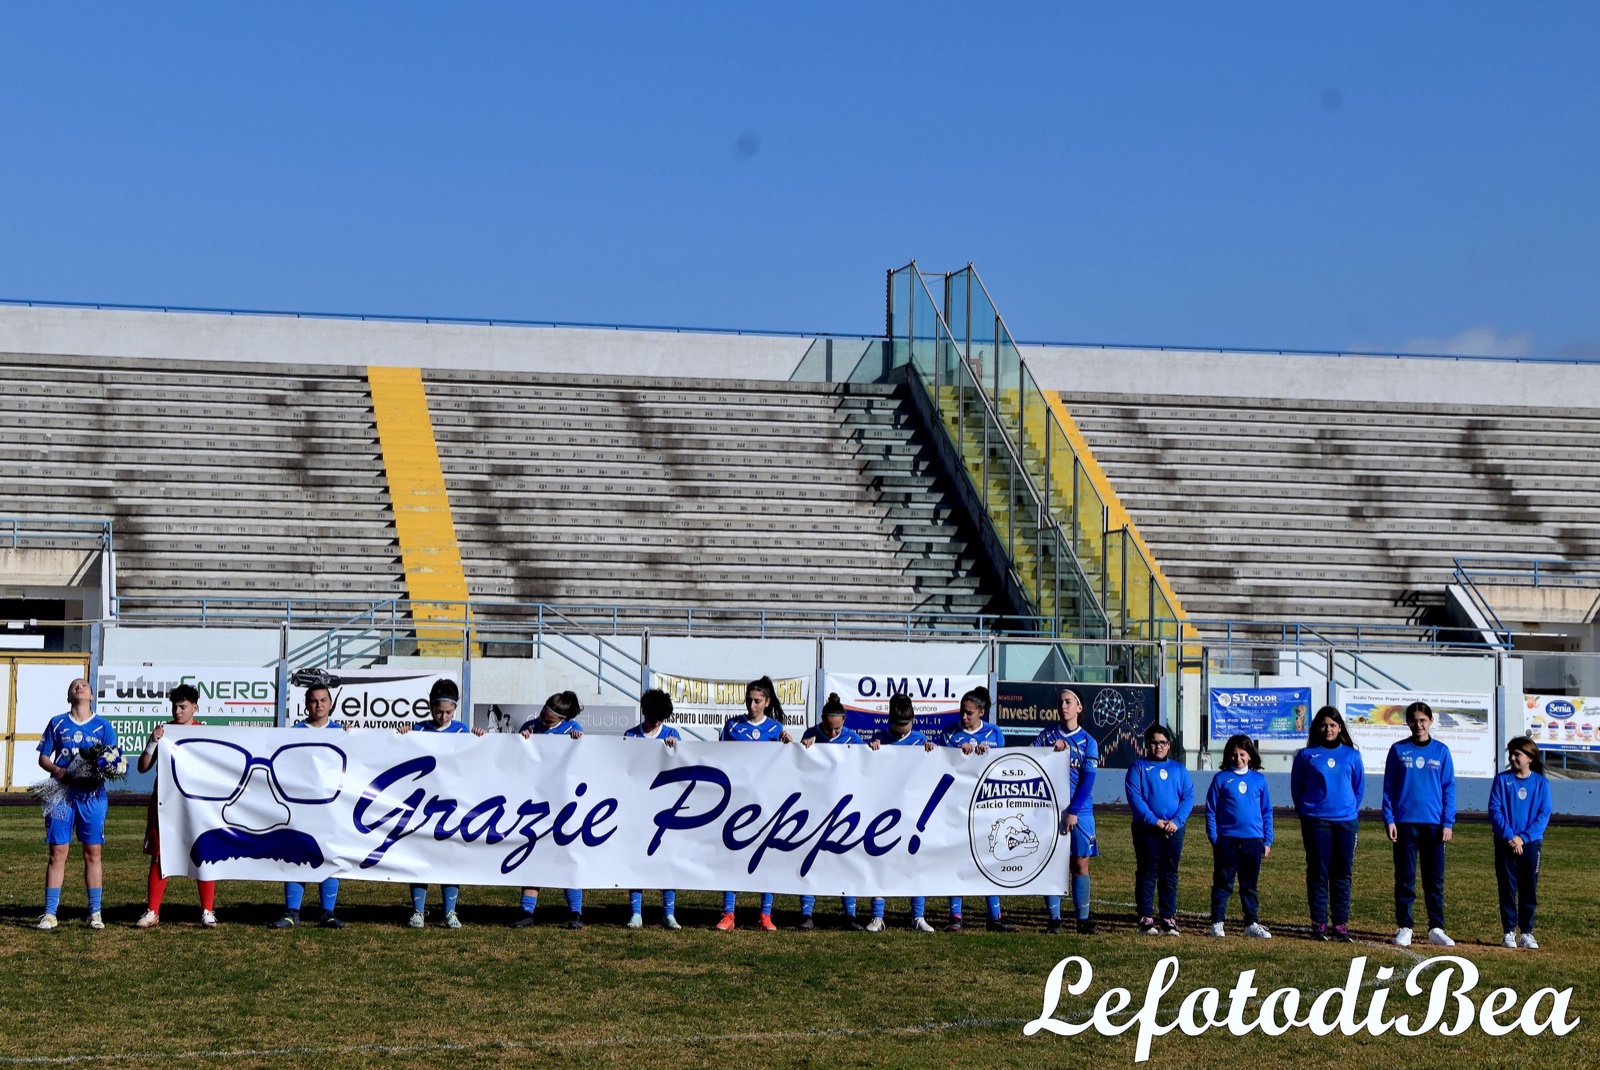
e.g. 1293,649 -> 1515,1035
0,349 -> 1006,622
1064,390 -> 1600,630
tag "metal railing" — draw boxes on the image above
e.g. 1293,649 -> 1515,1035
1,516 -> 113,550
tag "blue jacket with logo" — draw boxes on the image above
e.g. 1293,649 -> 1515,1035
1381,737 -> 1456,827
1205,768 -> 1274,845
1290,745 -> 1366,822
1488,771 -> 1551,843
1126,758 -> 1194,827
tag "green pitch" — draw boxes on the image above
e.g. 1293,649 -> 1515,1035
0,809 -> 1591,1068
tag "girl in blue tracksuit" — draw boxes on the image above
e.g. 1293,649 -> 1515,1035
1488,735 -> 1552,950
1381,701 -> 1457,948
1290,706 -> 1365,942
514,691 -> 587,930
1205,734 -> 1273,938
623,688 -> 683,931
1125,723 -> 1194,935
716,677 -> 792,931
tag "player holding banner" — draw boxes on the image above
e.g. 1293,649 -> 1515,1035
716,677 -> 793,931
395,679 -> 484,929
799,693 -> 865,930
941,687 -> 1018,933
135,684 -> 217,928
271,683 -> 349,929
623,689 -> 683,931
1032,688 -> 1099,935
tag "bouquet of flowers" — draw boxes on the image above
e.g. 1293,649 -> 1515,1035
31,742 -> 129,814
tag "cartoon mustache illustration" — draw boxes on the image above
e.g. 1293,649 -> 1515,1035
191,827 -> 326,866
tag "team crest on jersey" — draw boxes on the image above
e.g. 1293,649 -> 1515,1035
1518,787 -> 1528,800
1237,781 -> 1248,793
1414,756 -> 1427,769
1326,757 -> 1336,768
970,754 -> 1058,888
1159,768 -> 1169,780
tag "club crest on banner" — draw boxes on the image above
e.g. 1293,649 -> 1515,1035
969,754 -> 1057,887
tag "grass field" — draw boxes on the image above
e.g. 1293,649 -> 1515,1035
0,807 -> 1592,1069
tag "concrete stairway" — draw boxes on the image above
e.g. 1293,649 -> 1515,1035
1065,392 -> 1600,629
424,371 -> 1004,620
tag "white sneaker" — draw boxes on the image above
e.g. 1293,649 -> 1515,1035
1502,931 -> 1517,948
1427,928 -> 1455,947
1393,927 -> 1413,947
407,911 -> 425,929
1519,932 -> 1539,950
1243,922 -> 1272,939
912,916 -> 936,932
1209,922 -> 1226,937
444,911 -> 461,930
37,914 -> 57,931
201,909 -> 218,928
865,916 -> 886,932
88,912 -> 104,930
663,914 -> 681,931
627,912 -> 644,929
135,910 -> 160,928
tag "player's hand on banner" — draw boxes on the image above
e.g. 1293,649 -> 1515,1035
779,730 -> 793,743
471,727 -> 487,737
1060,812 -> 1078,834
867,739 -> 881,751
922,740 -> 935,752
960,743 -> 976,755
802,736 -> 815,748
974,744 -> 990,755
521,727 -> 534,739
567,728 -> 583,739
396,724 -> 413,734
151,724 -> 166,741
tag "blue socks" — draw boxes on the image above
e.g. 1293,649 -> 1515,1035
284,883 -> 305,911
722,891 -> 736,914
86,887 -> 102,914
45,886 -> 61,916
564,889 -> 583,914
723,893 -> 775,915
442,886 -> 459,914
411,885 -> 428,913
843,896 -> 857,917
760,893 -> 773,915
911,896 -> 926,919
949,896 -> 963,918
1073,874 -> 1092,920
521,894 -> 537,914
871,898 -> 885,920
799,894 -> 815,916
632,890 -> 675,915
319,878 -> 340,914
1046,895 -> 1062,921
987,896 -> 1002,921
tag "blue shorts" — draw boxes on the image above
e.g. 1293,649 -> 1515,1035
1067,816 -> 1098,859
45,792 -> 108,847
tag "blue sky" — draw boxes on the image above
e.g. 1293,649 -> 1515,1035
1,4 -> 1596,357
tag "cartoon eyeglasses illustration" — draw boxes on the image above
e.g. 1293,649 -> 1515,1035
172,739 -> 346,868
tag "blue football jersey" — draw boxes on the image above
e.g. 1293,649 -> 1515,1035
872,728 -> 930,747
292,719 -> 344,729
37,713 -> 118,772
1032,725 -> 1099,812
415,720 -> 469,733
802,724 -> 864,745
521,718 -> 584,736
942,722 -> 1006,749
721,716 -> 785,742
623,723 -> 682,741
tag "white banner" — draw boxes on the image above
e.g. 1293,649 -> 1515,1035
823,672 -> 987,737
156,726 -> 1069,896
648,672 -> 810,741
96,666 -> 278,740
288,668 -> 458,729
1338,689 -> 1496,778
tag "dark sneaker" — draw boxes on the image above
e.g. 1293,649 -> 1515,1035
1311,923 -> 1329,941
565,913 -> 584,930
1160,917 -> 1180,936
943,918 -> 964,933
1045,919 -> 1065,935
1076,918 -> 1099,935
269,911 -> 299,929
1332,924 -> 1354,943
320,913 -> 345,930
512,913 -> 538,929
986,917 -> 1020,933
847,917 -> 866,932
798,915 -> 815,931
1138,916 -> 1160,935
